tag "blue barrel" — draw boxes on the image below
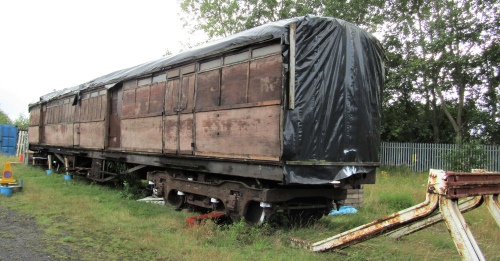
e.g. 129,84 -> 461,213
0,187 -> 13,197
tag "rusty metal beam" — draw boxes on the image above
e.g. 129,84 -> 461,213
300,169 -> 500,258
484,194 -> 500,228
386,196 -> 483,239
305,193 -> 439,252
439,196 -> 485,261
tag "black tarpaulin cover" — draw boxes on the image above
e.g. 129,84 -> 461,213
282,16 -> 384,184
32,17 -> 299,105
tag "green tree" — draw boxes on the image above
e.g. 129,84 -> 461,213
179,0 -> 384,38
382,0 -> 499,144
13,113 -> 29,129
0,108 -> 12,125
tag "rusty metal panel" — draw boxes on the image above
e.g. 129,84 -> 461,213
149,82 -> 166,114
248,55 -> 282,103
44,124 -> 74,146
79,122 -> 104,149
121,116 -> 162,152
179,114 -> 193,154
28,126 -> 39,144
163,115 -> 178,153
428,170 -> 500,199
195,105 -> 281,161
165,79 -> 180,115
135,85 -> 150,115
122,89 -> 136,117
181,74 -> 195,112
196,70 -> 220,109
221,63 -> 248,106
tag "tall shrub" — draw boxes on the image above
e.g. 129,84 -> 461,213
444,143 -> 487,172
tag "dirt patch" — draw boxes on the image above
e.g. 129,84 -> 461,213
0,203 -> 67,261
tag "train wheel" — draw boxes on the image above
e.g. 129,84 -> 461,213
244,201 -> 269,225
287,209 -> 326,227
166,190 -> 185,210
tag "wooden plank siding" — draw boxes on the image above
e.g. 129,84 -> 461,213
29,42 -> 284,163
121,116 -> 163,152
195,106 -> 281,160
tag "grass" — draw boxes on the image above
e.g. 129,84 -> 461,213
1,156 -> 499,260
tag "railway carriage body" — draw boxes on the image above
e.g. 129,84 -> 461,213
28,16 -> 384,222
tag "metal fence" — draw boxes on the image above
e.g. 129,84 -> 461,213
380,142 -> 500,172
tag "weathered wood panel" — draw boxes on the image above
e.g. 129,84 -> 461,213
108,87 -> 122,148
122,89 -> 136,117
121,116 -> 162,152
79,122 -> 104,149
28,126 -> 39,144
149,82 -> 166,114
221,63 -> 248,106
163,115 -> 178,153
135,85 -> 150,115
195,105 -> 281,160
44,124 -> 74,146
165,79 -> 180,115
248,55 -> 282,103
196,70 -> 220,109
73,123 -> 80,146
181,74 -> 196,112
179,114 -> 193,154
29,106 -> 41,126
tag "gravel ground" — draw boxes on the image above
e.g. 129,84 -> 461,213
0,204 -> 65,261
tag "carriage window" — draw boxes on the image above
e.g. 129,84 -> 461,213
152,72 -> 166,83
224,51 -> 248,65
123,80 -> 137,90
167,69 -> 179,79
252,44 -> 281,58
138,77 -> 152,86
200,59 -> 221,71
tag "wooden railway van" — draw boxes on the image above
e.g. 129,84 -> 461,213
28,16 -> 384,223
